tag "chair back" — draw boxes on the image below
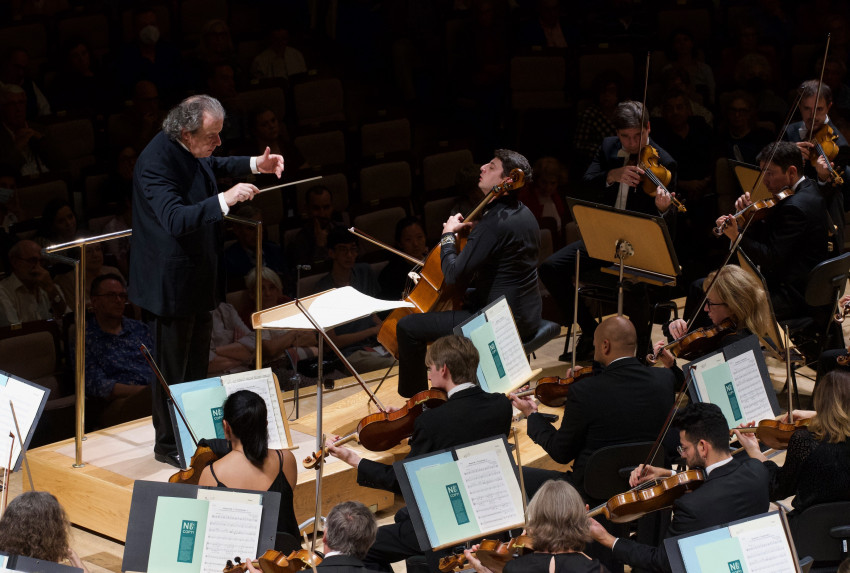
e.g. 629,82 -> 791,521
583,441 -> 663,501
803,252 -> 850,307
790,501 -> 850,566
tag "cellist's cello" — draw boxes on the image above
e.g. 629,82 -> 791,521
376,169 -> 526,357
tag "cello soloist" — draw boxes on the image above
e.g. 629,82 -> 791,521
395,149 -> 542,398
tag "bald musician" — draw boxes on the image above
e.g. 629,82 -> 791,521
589,402 -> 770,573
511,316 -> 677,501
327,334 -> 512,571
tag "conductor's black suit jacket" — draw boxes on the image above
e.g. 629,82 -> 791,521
526,357 -> 677,491
356,385 -> 513,495
612,457 -> 770,572
129,131 -> 252,317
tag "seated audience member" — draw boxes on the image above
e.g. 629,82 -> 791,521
313,227 -> 395,373
464,480 -> 607,573
100,145 -> 137,208
116,8 -> 184,100
511,316 -> 676,500
35,198 -> 77,248
516,0 -> 578,49
572,71 -> 622,172
85,274 -> 152,400
192,19 -> 242,84
327,334 -> 512,571
50,37 -> 114,114
250,25 -> 308,81
107,81 -> 164,153
225,203 -> 288,289
234,106 -> 305,169
0,46 -> 51,118
518,156 -> 567,247
589,403 -> 770,573
0,83 -> 51,176
56,241 -> 125,309
199,390 -> 300,548
0,491 -> 88,572
101,184 -> 133,279
715,91 -> 772,165
378,216 -> 429,300
735,369 -> 850,514
209,301 -> 257,376
662,28 -> 715,104
449,164 -> 484,216
317,501 -> 378,572
0,166 -> 23,236
0,239 -> 67,323
288,185 -> 344,268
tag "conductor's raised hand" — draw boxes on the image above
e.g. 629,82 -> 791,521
223,182 -> 259,206
256,146 -> 284,178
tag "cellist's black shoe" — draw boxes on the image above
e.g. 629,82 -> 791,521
154,450 -> 182,468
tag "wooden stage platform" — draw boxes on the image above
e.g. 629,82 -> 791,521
25,374 -> 565,542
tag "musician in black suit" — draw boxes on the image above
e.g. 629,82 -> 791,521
327,335 -> 513,572
129,94 -> 284,467
511,316 -> 677,501
316,501 -> 378,573
539,101 -> 678,362
783,79 -> 850,251
589,402 -> 770,573
716,141 -> 831,321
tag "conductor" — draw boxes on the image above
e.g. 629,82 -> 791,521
129,94 -> 284,467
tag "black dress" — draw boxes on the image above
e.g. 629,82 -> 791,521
209,450 -> 300,540
503,552 -> 610,573
763,428 -> 850,513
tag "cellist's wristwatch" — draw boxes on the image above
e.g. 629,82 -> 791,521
440,233 -> 456,247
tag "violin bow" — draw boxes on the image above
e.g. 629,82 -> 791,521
512,427 -> 528,518
808,34 -> 831,144
638,52 -> 651,158
293,299 -> 387,413
140,344 -> 202,449
348,228 -> 425,268
9,401 -> 34,491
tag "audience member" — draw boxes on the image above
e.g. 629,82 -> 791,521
0,239 -> 68,324
209,300 -> 257,376
378,216 -> 429,300
56,241 -> 125,309
518,156 -> 567,247
572,71 -> 622,172
288,185 -> 344,268
0,83 -> 51,176
35,198 -> 77,248
0,166 -> 23,232
449,164 -> 484,216
84,274 -> 153,403
235,107 -> 304,170
312,227 -> 395,373
50,37 -> 114,114
224,203 -> 288,290
516,0 -> 579,49
251,25 -> 307,81
715,91 -> 773,165
662,28 -> 715,104
650,66 -> 713,127
116,8 -> 184,99
194,19 -> 242,80
101,185 -> 133,279
0,46 -> 50,118
107,80 -> 164,153
0,491 -> 88,572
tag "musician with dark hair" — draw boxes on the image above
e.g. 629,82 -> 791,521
589,402 -> 769,573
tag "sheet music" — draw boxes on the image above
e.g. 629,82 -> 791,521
198,501 -> 263,573
485,300 -> 531,386
730,514 -> 797,573
727,351 -> 775,423
691,353 -> 726,403
222,369 -> 286,449
0,376 -> 46,470
457,450 -> 523,532
197,489 -> 261,505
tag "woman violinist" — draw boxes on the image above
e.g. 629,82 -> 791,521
733,369 -> 850,515
198,390 -> 301,550
463,481 -> 609,573
653,265 -> 771,373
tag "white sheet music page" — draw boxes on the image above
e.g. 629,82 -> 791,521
222,369 -> 287,449
456,442 -> 523,533
198,500 -> 263,573
729,513 -> 797,573
727,350 -> 775,423
484,299 -> 531,386
0,375 -> 46,469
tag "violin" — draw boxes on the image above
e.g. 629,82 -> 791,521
513,367 -> 594,407
223,549 -> 323,573
837,347 -> 850,366
633,145 -> 687,213
377,170 -> 526,357
648,318 -> 737,364
712,186 -> 795,236
302,388 -> 448,468
834,301 -> 850,324
438,535 -> 534,573
810,124 -> 845,185
732,418 -> 809,450
587,469 -> 705,523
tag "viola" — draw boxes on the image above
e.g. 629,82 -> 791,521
587,469 -> 705,523
377,170 -> 526,357
648,318 -> 737,364
712,186 -> 795,236
733,418 -> 810,450
810,124 -> 845,185
513,367 -> 594,407
633,145 -> 687,213
223,549 -> 322,573
302,388 -> 448,468
438,535 -> 534,573
834,302 -> 850,324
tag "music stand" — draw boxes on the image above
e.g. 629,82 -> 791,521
567,198 -> 680,314
730,160 -> 771,202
